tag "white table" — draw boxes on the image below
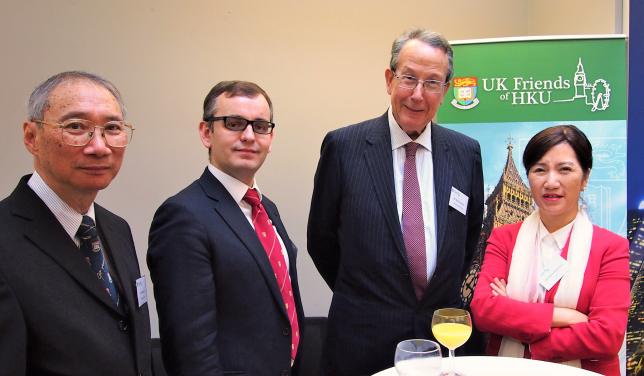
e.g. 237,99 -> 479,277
372,356 -> 601,376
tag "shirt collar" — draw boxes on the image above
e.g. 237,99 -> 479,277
387,106 -> 432,152
539,219 -> 575,249
207,164 -> 262,203
27,171 -> 95,239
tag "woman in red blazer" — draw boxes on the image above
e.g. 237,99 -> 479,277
471,125 -> 630,376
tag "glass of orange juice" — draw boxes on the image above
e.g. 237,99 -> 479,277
431,308 -> 472,376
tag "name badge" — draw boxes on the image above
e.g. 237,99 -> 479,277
136,276 -> 148,307
539,255 -> 570,290
449,187 -> 469,215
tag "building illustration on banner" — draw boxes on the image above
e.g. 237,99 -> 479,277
554,58 -> 611,111
461,136 -> 533,306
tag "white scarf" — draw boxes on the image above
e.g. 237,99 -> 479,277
498,208 -> 593,369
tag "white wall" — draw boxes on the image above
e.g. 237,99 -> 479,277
0,0 -> 624,337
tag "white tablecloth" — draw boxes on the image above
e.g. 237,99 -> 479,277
373,356 -> 601,376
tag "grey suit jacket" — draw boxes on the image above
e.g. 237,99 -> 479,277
0,175 -> 152,376
148,168 -> 304,376
307,112 -> 484,376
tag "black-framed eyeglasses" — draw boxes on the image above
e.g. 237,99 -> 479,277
392,71 -> 448,94
206,116 -> 275,135
34,119 -> 134,147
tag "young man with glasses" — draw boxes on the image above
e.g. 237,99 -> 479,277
0,71 -> 152,375
308,28 -> 485,375
148,81 -> 304,376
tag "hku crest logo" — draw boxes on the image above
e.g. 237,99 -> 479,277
451,77 -> 479,109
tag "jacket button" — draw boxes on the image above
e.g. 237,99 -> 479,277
118,320 -> 128,331
282,327 -> 290,336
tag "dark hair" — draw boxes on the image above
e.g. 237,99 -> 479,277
390,27 -> 454,83
523,125 -> 592,176
28,71 -> 126,123
202,80 -> 273,123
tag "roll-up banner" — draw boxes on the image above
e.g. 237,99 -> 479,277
437,36 -> 633,360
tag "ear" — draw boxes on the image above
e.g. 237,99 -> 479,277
582,169 -> 591,190
385,68 -> 395,95
23,121 -> 39,156
267,131 -> 273,154
199,121 -> 212,149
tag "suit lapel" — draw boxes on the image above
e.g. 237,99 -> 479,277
11,178 -> 123,314
431,123 -> 453,259
364,113 -> 407,262
198,170 -> 288,318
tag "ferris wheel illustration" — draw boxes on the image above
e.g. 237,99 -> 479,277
591,79 -> 611,112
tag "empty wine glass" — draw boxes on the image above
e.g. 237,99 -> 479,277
394,339 -> 442,376
431,308 -> 472,376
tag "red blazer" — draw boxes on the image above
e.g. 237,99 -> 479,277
471,221 -> 630,376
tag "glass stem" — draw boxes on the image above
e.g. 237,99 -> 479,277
448,349 -> 456,376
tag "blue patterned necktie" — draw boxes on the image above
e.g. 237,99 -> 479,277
77,215 -> 122,311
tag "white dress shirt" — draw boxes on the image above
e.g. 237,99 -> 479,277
537,220 -> 574,303
27,171 -> 95,247
388,107 -> 437,283
207,164 -> 290,271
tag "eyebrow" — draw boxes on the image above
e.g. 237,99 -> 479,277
399,68 -> 446,80
58,111 -> 123,122
226,114 -> 270,122
532,161 -> 576,168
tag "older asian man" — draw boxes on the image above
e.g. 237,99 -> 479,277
0,71 -> 151,376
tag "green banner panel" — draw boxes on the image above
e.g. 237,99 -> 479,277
438,38 -> 627,123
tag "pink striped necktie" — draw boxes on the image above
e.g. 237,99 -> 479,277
402,142 -> 427,300
243,188 -> 299,361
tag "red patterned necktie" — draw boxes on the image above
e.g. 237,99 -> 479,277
402,142 -> 427,300
243,188 -> 299,361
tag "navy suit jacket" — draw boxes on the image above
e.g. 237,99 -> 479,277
307,112 -> 484,376
148,169 -> 305,376
0,175 -> 152,376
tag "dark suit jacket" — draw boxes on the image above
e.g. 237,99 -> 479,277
147,169 -> 305,376
0,175 -> 152,376
307,112 -> 484,376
